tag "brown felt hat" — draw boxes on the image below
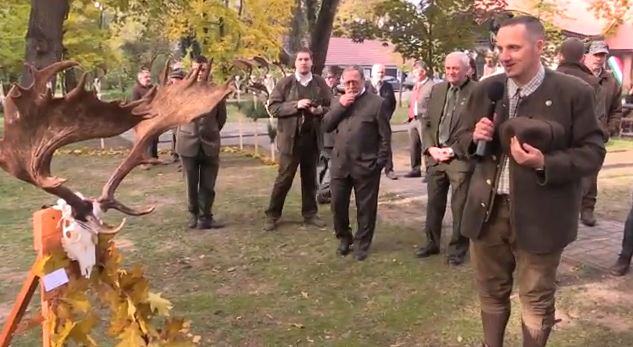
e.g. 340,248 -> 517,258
499,117 -> 566,154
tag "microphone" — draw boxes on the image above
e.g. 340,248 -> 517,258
475,81 -> 505,157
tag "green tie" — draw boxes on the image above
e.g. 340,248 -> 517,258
438,86 -> 458,146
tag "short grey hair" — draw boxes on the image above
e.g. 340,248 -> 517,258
445,51 -> 470,68
342,65 -> 365,80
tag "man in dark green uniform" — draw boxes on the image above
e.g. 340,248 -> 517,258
176,56 -> 227,230
415,51 -> 477,266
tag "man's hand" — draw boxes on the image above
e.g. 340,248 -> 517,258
339,93 -> 356,108
473,117 -> 494,142
297,99 -> 313,109
510,136 -> 544,169
309,105 -> 324,116
428,147 -> 453,162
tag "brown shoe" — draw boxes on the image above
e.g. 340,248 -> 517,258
263,218 -> 277,231
609,255 -> 632,276
385,171 -> 398,180
580,209 -> 597,226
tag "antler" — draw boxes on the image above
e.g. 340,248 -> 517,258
0,60 -> 233,222
97,60 -> 233,215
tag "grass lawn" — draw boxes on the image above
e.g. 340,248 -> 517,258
607,137 -> 633,151
1,150 -> 633,346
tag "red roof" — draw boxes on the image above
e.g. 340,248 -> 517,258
325,37 -> 404,67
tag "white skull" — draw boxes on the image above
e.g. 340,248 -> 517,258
53,194 -> 126,278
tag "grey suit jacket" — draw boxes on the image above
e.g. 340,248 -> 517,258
410,78 -> 435,119
323,92 -> 391,179
176,101 -> 227,158
422,79 -> 477,171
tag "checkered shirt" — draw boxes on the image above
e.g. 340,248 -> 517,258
496,64 -> 546,195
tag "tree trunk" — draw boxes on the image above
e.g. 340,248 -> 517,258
310,0 -> 340,75
21,0 -> 69,87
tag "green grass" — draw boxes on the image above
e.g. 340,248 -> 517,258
2,150 -> 633,346
607,138 -> 633,151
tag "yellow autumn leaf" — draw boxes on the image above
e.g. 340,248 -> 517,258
68,312 -> 99,347
116,324 -> 146,347
33,255 -> 52,277
147,292 -> 173,317
127,297 -> 137,318
51,320 -> 76,347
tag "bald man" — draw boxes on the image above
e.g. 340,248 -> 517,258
367,63 -> 397,180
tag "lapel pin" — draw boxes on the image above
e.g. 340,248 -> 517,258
545,100 -> 552,106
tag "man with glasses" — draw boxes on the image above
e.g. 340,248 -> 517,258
323,65 -> 391,261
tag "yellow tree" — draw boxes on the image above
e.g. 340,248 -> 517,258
589,0 -> 633,34
164,0 -> 294,77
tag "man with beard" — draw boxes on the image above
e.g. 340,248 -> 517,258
264,48 -> 332,231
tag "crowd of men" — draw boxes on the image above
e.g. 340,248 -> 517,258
129,14 -> 633,346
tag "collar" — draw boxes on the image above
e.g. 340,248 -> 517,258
295,71 -> 313,86
449,78 -> 470,91
372,78 -> 382,89
508,64 -> 545,98
418,77 -> 429,86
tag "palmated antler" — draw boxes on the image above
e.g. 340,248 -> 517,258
0,60 -> 234,222
98,60 -> 233,215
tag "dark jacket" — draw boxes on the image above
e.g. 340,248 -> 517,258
455,69 -> 606,254
268,75 -> 331,155
557,62 -> 607,140
597,69 -> 623,139
323,92 -> 391,179
323,85 -> 343,150
366,80 -> 397,118
422,79 -> 477,171
176,101 -> 227,158
131,82 -> 153,101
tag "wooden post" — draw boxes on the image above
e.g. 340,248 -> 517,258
0,208 -> 61,347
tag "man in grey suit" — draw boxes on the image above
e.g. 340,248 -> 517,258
405,61 -> 435,179
323,66 -> 391,261
416,52 -> 477,266
176,56 -> 226,230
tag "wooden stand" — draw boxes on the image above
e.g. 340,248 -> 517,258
0,208 -> 62,347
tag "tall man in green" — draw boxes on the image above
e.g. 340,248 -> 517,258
415,51 -> 477,266
264,48 -> 332,231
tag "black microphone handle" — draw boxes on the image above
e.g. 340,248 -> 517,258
475,139 -> 488,157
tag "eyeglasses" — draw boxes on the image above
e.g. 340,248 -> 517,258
326,75 -> 336,79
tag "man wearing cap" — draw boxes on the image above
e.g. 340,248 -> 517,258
581,39 -> 624,226
457,16 -> 605,346
176,56 -> 227,230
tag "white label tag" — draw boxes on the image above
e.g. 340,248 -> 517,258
42,268 -> 69,292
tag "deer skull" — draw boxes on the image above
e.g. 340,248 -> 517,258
54,194 -> 125,278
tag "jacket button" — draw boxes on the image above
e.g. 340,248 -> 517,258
486,179 -> 492,185
480,202 -> 486,208
492,155 -> 497,161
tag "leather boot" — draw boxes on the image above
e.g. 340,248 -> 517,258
481,311 -> 510,347
580,209 -> 597,226
609,254 -> 632,276
522,323 -> 551,347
